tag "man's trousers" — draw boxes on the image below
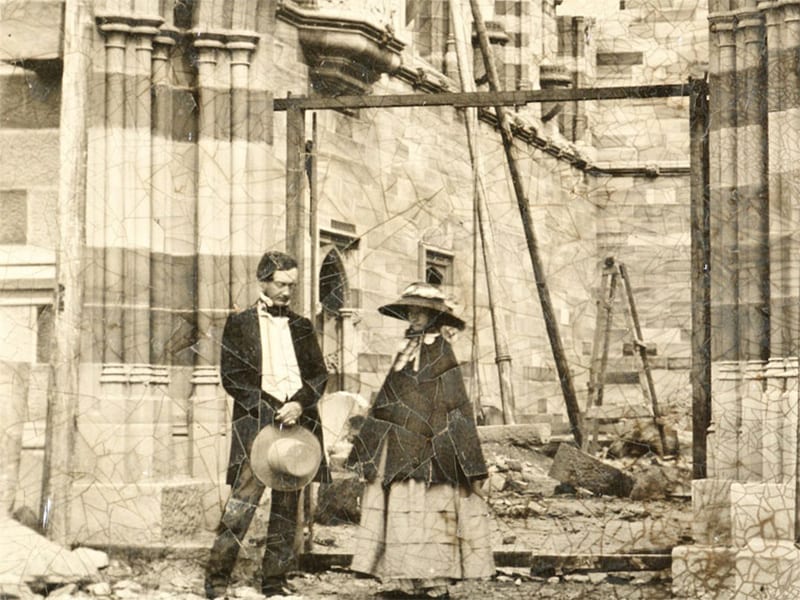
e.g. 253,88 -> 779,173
206,459 -> 303,585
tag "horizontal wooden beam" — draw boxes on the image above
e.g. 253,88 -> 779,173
273,83 -> 691,111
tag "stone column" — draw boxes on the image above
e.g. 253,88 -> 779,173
127,17 -> 168,482
151,27 -> 185,475
194,33 -> 231,367
709,11 -> 739,366
779,357 -> 798,481
98,17 -> 129,364
735,10 -> 769,366
555,16 -> 590,144
338,308 -> 361,393
539,63 -> 572,138
764,2 -> 790,358
228,33 -> 258,309
712,361 -> 742,480
776,1 -> 800,357
128,18 -> 160,365
739,360 -> 764,481
708,7 -> 741,493
190,33 -> 231,484
94,17 -> 136,511
782,1 -> 800,357
84,21 -> 108,365
150,30 -> 176,363
246,33 -> 273,303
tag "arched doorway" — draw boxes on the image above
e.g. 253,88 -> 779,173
317,247 -> 348,391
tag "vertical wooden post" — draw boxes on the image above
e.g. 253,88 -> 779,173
449,0 -> 516,424
42,0 -> 90,543
286,106 -> 308,313
469,0 -> 582,445
690,77 -> 711,480
309,113 -> 319,314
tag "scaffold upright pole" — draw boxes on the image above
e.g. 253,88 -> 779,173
468,0 -> 583,446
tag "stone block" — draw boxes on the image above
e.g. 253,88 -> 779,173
0,0 -> 64,61
711,363 -> 741,479
734,539 -> 800,599
74,421 -> 127,481
0,517 -> 99,586
780,389 -> 798,482
731,482 -> 795,547
548,443 -> 634,497
671,545 -> 735,600
478,423 -> 552,446
692,479 -> 732,546
69,482 -> 164,546
71,548 -> 109,571
70,480 -> 226,546
0,309 -> 36,362
161,481 -> 216,542
0,130 -> 60,189
0,190 -> 27,244
738,371 -> 765,481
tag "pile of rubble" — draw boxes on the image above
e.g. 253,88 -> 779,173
0,516 -> 108,599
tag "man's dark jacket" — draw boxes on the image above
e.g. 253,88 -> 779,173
347,334 -> 487,487
220,306 -> 330,486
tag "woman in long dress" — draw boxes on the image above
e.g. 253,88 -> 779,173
347,282 -> 495,599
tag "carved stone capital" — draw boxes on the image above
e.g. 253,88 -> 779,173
97,15 -> 132,48
226,31 -> 260,67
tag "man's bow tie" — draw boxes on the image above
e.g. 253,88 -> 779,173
259,301 -> 289,318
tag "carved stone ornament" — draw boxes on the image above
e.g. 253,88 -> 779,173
277,0 -> 405,95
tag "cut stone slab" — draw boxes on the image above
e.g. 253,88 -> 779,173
548,443 -> 634,497
731,482 -> 795,547
0,516 -> 103,586
691,478 -> 732,546
734,539 -> 800,599
671,544 -> 735,600
478,424 -> 552,446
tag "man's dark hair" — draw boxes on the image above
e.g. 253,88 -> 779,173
257,251 -> 298,282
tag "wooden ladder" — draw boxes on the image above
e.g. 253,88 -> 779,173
583,256 -> 667,455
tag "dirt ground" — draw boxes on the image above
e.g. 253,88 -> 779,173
72,558 -> 674,599
15,438 -> 691,599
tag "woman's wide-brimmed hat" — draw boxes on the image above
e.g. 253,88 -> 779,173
250,424 -> 322,491
378,282 -> 466,330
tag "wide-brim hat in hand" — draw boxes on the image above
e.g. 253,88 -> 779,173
379,282 -> 466,330
250,424 -> 322,491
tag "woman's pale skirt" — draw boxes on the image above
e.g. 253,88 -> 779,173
350,448 -> 495,581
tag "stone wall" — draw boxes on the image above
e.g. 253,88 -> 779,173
556,0 -> 708,425
270,15 -> 598,424
0,59 -> 61,519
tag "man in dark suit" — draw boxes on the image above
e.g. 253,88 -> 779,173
205,251 -> 329,599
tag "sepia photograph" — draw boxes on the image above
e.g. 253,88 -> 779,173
0,0 -> 785,598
